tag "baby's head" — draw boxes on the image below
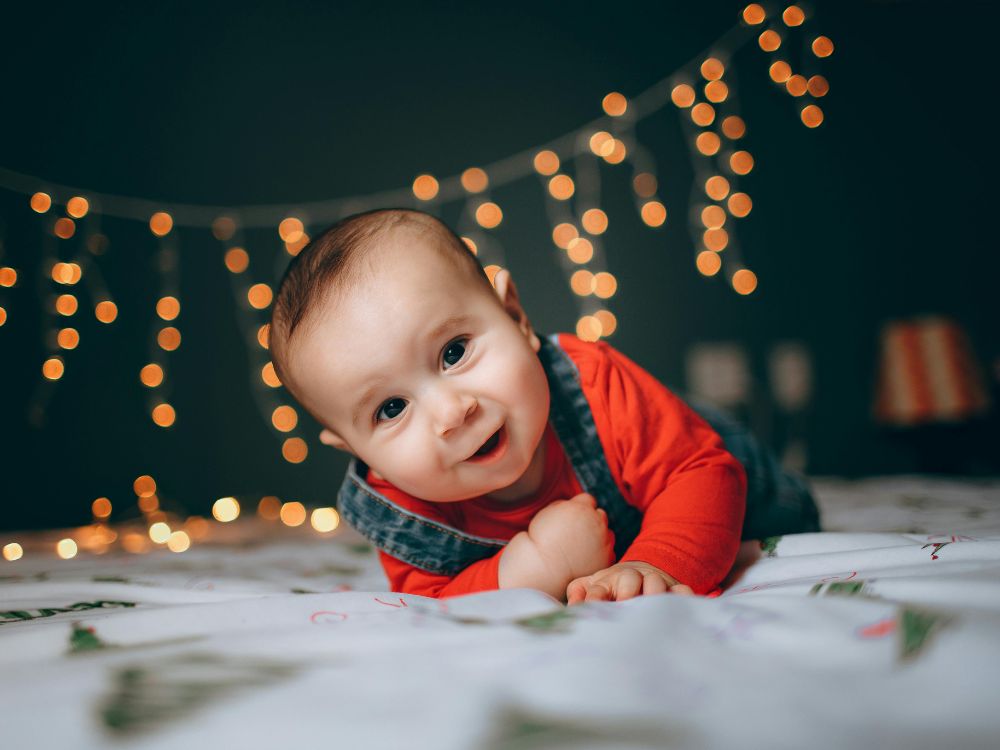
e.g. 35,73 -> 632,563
270,209 -> 551,503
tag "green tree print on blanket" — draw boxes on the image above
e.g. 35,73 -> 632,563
760,537 -> 781,557
98,654 -> 298,736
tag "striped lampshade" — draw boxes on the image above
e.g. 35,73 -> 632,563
874,316 -> 991,426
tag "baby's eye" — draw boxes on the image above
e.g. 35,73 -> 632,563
442,338 -> 468,369
375,398 -> 407,423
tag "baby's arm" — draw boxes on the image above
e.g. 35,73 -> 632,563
498,493 -> 616,601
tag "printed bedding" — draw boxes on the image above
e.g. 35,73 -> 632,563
2,476 -> 999,749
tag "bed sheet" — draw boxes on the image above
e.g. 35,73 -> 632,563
2,476 -> 999,749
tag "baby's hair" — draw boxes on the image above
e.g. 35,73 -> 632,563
269,208 -> 492,402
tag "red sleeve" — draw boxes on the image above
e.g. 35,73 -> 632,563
379,548 -> 502,599
572,337 -> 747,595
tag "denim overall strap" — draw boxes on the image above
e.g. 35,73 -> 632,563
537,334 -> 644,559
336,458 -> 508,576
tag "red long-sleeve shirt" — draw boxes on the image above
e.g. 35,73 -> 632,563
369,334 -> 747,598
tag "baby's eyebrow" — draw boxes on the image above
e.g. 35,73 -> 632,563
350,313 -> 475,427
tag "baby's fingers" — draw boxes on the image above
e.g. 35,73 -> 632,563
642,572 -> 669,596
669,583 -> 695,596
612,569 -> 643,601
566,577 -> 589,606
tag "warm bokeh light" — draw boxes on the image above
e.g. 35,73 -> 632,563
812,36 -> 834,57
581,209 -> 608,235
278,217 -> 304,243
87,233 -> 109,254
66,196 -> 89,218
807,75 -> 830,97
633,172 -> 658,198
552,222 -> 578,249
257,324 -> 270,349
51,262 -> 82,285
152,403 -> 176,427
121,533 -> 149,554
701,205 -> 727,229
212,216 -> 236,241
602,91 -> 627,116
730,151 -> 755,175
57,327 -> 79,350
704,228 -> 729,252
54,217 -> 76,239
670,84 -> 695,108
55,294 -> 77,315
156,296 -> 180,321
272,405 -> 298,432
728,193 -> 753,218
576,315 -> 602,342
134,475 -> 157,498
412,174 -> 439,201
157,326 -> 181,351
696,250 -> 723,276
475,202 -> 503,228
0,267 -> 16,287
733,269 -> 759,295
705,176 -> 731,201
285,233 -> 310,256
640,200 -> 668,227
769,61 -> 792,83
149,212 -> 173,237
783,5 -> 805,25
700,57 -> 724,81
30,192 -> 52,213
225,247 -> 250,273
262,361 -> 282,388
248,283 -> 273,309
282,437 -> 308,464
533,150 -> 560,175
138,494 -> 159,513
56,538 -> 78,559
213,496 -> 241,522
589,130 -> 614,157
801,104 -> 824,128
696,132 -> 721,156
758,29 -> 781,52
785,74 -> 807,97
0,307 -> 6,327
722,115 -> 746,140
311,507 -> 341,533
566,238 -> 594,264
42,357 -> 65,380
704,80 -> 728,103
167,531 -> 191,553
149,522 -> 171,544
570,269 -> 594,296
258,496 -> 282,520
92,497 -> 112,518
95,300 -> 118,323
280,501 -> 307,526
548,174 -> 575,200
594,310 -> 617,336
461,167 -> 489,193
184,516 -> 211,540
461,236 -> 477,255
593,272 -> 617,299
691,103 -> 716,126
3,542 -> 23,562
742,3 -> 766,24
603,139 -> 627,164
486,265 -> 502,284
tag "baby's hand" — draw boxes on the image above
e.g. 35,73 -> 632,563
566,561 -> 694,605
526,493 -> 616,581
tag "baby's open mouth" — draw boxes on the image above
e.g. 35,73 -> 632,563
473,429 -> 502,457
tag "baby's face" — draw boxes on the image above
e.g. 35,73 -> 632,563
288,226 -> 551,503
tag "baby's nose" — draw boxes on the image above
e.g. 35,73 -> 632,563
433,392 -> 477,437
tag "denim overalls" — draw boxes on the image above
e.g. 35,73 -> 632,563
336,334 -> 821,576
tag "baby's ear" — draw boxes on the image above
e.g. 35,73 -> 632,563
492,268 -> 541,353
319,428 -> 352,453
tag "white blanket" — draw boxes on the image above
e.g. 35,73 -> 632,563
2,476 -> 999,749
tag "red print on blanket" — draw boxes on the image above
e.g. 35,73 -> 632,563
921,534 -> 976,560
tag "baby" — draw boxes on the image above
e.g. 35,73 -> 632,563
269,208 -> 819,603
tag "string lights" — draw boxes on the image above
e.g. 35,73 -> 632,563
0,5 -> 834,561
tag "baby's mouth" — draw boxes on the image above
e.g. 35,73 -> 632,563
473,429 -> 501,457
